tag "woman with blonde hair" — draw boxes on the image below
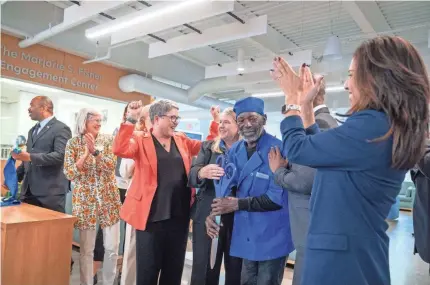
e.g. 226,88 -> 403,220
188,107 -> 242,285
64,108 -> 121,285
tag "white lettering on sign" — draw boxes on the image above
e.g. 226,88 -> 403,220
0,44 -> 103,92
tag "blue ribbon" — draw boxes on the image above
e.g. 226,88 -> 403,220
1,148 -> 22,207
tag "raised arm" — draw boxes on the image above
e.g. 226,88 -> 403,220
206,121 -> 219,141
184,136 -> 203,157
281,111 -> 391,171
112,124 -> 139,159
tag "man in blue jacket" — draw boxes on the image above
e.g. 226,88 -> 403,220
207,97 -> 294,285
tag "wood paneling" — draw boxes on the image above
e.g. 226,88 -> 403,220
1,33 -> 152,104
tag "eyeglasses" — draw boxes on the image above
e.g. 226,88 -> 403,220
161,115 -> 181,123
88,118 -> 102,124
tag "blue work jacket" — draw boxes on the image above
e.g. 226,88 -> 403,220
227,132 -> 294,261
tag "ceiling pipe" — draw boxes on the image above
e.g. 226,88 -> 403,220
18,1 -> 130,48
19,23 -> 73,48
118,74 -> 233,110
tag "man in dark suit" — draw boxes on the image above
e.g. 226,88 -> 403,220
269,78 -> 338,285
13,96 -> 72,213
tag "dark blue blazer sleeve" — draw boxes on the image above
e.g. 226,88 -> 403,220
280,111 -> 390,171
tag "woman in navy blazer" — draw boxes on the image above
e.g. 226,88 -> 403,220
271,36 -> 429,285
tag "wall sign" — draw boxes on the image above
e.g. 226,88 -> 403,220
0,33 -> 152,104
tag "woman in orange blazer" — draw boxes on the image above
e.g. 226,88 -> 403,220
113,100 -> 218,285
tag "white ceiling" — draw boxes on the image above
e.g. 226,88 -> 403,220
1,0 -> 430,112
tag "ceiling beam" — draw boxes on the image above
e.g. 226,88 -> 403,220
342,0 -> 392,37
342,1 -> 376,38
148,15 -> 268,58
251,24 -> 300,54
205,49 -> 312,79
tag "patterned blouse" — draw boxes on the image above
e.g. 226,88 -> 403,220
64,134 -> 121,230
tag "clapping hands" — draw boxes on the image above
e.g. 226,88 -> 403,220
271,58 -> 324,105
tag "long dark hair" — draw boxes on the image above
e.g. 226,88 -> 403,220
350,36 -> 429,169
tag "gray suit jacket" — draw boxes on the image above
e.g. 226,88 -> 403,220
18,117 -> 72,198
411,141 -> 430,263
274,107 -> 338,246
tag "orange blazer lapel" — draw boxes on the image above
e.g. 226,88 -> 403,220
173,136 -> 190,174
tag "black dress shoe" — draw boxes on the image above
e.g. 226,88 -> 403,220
93,274 -> 98,285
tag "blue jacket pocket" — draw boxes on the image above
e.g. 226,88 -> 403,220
307,234 -> 348,251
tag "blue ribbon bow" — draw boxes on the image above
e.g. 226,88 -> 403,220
214,154 -> 238,198
1,148 -> 22,207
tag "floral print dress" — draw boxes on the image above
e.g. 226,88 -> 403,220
64,134 -> 121,230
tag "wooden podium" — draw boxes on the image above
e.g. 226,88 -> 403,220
1,203 -> 76,285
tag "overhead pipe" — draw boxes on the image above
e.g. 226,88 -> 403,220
118,74 -> 233,110
18,1 -> 130,48
19,23 -> 74,48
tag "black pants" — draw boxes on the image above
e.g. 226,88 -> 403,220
136,218 -> 189,285
191,213 -> 242,285
93,188 -> 126,261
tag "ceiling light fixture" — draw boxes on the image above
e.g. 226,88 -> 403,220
252,85 -> 346,98
237,48 -> 245,72
323,35 -> 342,61
86,0 -> 209,39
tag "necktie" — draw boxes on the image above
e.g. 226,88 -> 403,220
33,123 -> 40,136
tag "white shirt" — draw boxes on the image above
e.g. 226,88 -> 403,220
35,116 -> 54,135
116,158 -> 135,192
313,104 -> 327,113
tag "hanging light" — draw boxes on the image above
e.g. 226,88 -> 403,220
323,35 -> 342,61
237,48 -> 245,72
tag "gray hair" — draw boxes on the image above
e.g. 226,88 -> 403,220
74,108 -> 101,135
149,100 -> 179,123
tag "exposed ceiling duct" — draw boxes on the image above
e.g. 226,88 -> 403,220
18,1 -> 130,48
118,74 -> 234,110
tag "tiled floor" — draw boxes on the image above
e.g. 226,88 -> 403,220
70,211 -> 429,285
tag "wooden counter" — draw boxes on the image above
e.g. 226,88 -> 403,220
1,203 -> 76,285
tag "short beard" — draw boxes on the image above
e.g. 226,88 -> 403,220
240,126 -> 264,145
